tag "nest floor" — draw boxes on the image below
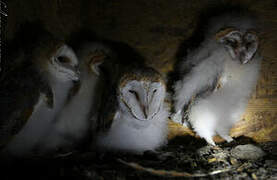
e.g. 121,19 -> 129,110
2,137 -> 276,180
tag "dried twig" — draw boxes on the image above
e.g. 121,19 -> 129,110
117,159 -> 235,178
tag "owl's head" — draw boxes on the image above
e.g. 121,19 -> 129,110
118,68 -> 166,125
34,39 -> 80,82
203,11 -> 261,64
215,26 -> 259,65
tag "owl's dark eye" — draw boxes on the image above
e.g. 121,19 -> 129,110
129,90 -> 136,94
226,39 -> 238,48
129,90 -> 139,100
56,56 -> 70,63
245,42 -> 253,50
153,89 -> 157,93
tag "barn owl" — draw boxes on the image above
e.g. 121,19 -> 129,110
96,66 -> 169,154
172,12 -> 262,145
1,34 -> 80,157
38,42 -> 113,155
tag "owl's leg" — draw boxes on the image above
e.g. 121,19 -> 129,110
194,126 -> 216,145
193,122 -> 216,145
204,137 -> 216,146
171,110 -> 188,127
171,97 -> 195,127
189,99 -> 217,146
182,111 -> 190,127
217,129 -> 234,143
222,135 -> 234,143
171,110 -> 183,124
170,110 -> 190,127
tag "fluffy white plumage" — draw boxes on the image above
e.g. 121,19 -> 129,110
96,69 -> 169,154
96,100 -> 169,153
172,12 -> 262,145
36,42 -> 112,154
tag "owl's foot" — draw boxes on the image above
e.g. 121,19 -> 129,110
170,111 -> 188,127
204,137 -> 216,146
171,111 -> 182,124
221,135 -> 234,143
217,131 -> 234,143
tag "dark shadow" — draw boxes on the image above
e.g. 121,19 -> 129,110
167,135 -> 207,151
219,136 -> 258,148
68,28 -> 146,66
167,135 -> 260,153
3,21 -> 59,78
103,40 -> 146,67
67,28 -> 99,50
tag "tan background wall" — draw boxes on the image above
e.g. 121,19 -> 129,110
6,0 -> 277,142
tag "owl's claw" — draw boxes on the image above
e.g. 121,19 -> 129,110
171,111 -> 182,124
204,137 -> 216,146
171,111 -> 188,127
222,135 -> 234,143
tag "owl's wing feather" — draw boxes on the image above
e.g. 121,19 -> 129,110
96,84 -> 118,132
173,50 -> 223,113
0,64 -> 52,148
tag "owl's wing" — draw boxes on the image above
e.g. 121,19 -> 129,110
0,65 -> 53,149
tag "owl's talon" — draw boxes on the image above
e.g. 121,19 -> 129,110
171,111 -> 182,124
205,137 -> 216,146
222,135 -> 234,143
171,111 -> 189,127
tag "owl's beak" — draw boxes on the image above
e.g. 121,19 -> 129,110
72,69 -> 81,82
238,47 -> 252,64
142,105 -> 149,119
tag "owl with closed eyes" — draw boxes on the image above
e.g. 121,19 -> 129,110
95,54 -> 169,153
172,11 -> 262,145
